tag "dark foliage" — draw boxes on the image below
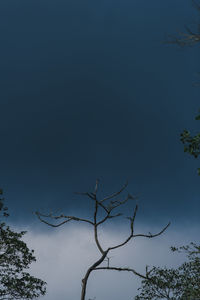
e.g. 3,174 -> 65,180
0,189 -> 46,300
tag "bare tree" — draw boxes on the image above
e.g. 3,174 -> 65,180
36,180 -> 170,300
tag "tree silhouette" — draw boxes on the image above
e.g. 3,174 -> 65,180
135,242 -> 200,300
36,180 -> 170,300
0,189 -> 46,300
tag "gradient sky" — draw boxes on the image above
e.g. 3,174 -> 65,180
0,0 -> 200,299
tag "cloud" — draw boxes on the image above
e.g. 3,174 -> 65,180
17,222 -> 199,300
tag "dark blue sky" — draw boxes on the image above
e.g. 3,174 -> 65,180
0,0 -> 199,227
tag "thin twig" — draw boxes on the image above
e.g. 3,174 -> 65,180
100,181 -> 128,203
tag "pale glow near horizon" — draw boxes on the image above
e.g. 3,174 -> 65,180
16,222 -> 200,300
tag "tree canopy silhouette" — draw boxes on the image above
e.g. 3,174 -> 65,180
0,189 -> 46,300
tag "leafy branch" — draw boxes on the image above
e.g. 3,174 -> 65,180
180,110 -> 200,175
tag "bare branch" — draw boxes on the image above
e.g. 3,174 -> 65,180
107,193 -> 137,212
94,266 -> 148,280
106,256 -> 113,267
35,214 -> 71,227
74,192 -> 96,200
96,212 -> 122,226
93,193 -> 105,254
35,211 -> 94,227
74,191 -> 109,214
74,179 -> 99,200
94,225 -> 104,254
165,25 -> 200,47
96,201 -> 109,213
107,205 -> 138,251
100,181 -> 128,203
133,222 -> 171,239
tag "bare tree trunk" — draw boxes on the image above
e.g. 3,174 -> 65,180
81,251 -> 108,300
